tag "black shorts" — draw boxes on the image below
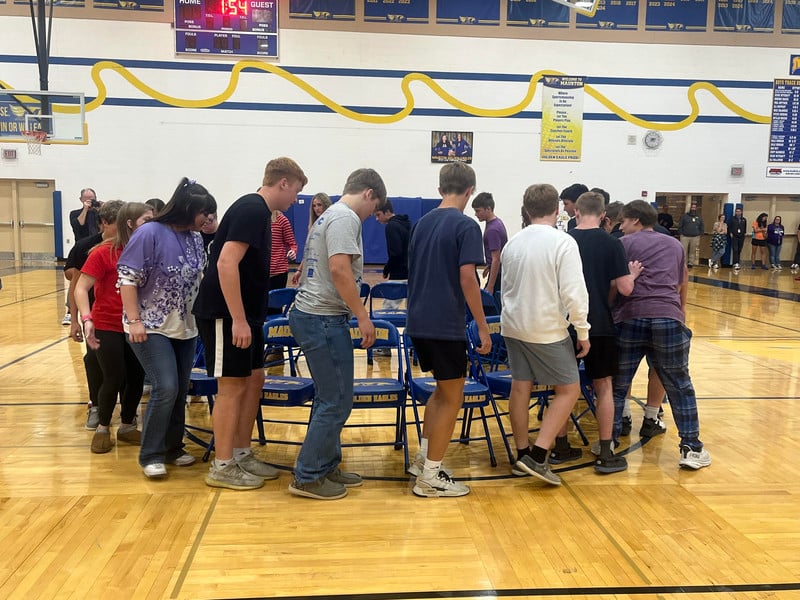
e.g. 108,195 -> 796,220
751,239 -> 766,247
196,317 -> 264,378
581,335 -> 619,380
410,337 -> 468,381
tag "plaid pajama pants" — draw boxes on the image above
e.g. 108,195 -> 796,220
612,318 -> 703,450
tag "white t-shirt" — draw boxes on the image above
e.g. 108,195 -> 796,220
294,201 -> 363,315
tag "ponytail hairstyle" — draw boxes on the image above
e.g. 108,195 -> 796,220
113,202 -> 152,250
153,178 -> 217,229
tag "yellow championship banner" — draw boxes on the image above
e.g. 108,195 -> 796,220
540,75 -> 585,162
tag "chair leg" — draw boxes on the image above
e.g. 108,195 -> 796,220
256,407 -> 266,445
478,406 -> 498,467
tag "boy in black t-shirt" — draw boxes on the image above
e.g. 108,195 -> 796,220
194,157 -> 307,491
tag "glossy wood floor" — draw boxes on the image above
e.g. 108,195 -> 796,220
1,262 -> 799,600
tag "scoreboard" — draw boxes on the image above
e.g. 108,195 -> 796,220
175,0 -> 278,57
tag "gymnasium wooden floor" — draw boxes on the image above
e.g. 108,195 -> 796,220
1,262 -> 799,600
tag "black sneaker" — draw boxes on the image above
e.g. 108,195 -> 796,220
639,416 -> 667,438
548,446 -> 582,465
620,415 -> 632,436
595,454 -> 628,474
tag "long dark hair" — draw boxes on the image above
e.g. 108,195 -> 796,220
756,212 -> 768,228
153,178 -> 217,228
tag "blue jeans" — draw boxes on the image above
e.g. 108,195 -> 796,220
612,319 -> 702,450
767,243 -> 781,266
289,309 -> 354,483
129,333 -> 196,467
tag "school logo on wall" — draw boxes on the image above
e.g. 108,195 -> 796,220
791,55 -> 800,75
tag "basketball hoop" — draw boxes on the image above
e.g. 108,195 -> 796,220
22,130 -> 47,155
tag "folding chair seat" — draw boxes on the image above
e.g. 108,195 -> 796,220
403,331 -> 512,467
341,320 -> 409,469
184,338 -> 217,461
257,317 -> 315,446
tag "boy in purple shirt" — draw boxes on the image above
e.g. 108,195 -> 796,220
471,192 -> 508,294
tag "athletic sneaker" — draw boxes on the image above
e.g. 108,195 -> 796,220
590,439 -> 620,456
734,263 -> 740,270
594,454 -> 628,474
206,462 -> 264,490
548,446 -> 582,464
639,417 -> 667,438
679,445 -> 711,470
237,453 -> 279,480
413,471 -> 470,497
168,453 -> 196,466
142,463 -> 167,478
289,477 -> 347,500
407,452 -> 453,477
620,415 -> 633,436
791,264 -> 799,270
62,313 -> 71,326
326,468 -> 363,487
513,455 -> 561,486
85,406 -> 100,430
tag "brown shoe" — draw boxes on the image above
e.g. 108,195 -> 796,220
117,428 -> 142,445
91,430 -> 114,454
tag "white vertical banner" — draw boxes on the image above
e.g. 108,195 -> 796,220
540,75 -> 585,162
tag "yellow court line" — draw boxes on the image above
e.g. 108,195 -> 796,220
0,62 -> 772,129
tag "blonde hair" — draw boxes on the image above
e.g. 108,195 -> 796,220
263,157 -> 308,187
113,202 -> 151,250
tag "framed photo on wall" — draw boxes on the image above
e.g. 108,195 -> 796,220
431,130 -> 473,163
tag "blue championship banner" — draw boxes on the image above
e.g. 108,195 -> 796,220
645,0 -> 707,31
507,0 -> 568,28
577,0 -> 639,30
714,0 -> 774,32
436,0 -> 500,26
94,0 -> 163,10
289,0 -> 355,20
540,76 -> 585,162
363,0 -> 428,23
783,0 -> 800,33
768,79 -> 800,163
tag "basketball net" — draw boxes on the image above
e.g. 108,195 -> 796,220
22,130 -> 47,155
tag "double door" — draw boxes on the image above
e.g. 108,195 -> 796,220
0,179 -> 56,262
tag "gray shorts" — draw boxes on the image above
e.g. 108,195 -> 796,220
504,336 -> 579,386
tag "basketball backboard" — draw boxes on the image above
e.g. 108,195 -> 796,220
0,90 -> 87,145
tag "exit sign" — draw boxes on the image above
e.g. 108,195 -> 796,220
2,148 -> 17,160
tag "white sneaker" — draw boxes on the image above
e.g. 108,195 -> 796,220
406,452 -> 453,477
679,446 -> 711,470
777,264 -> 783,270
62,313 -> 71,326
143,463 -> 167,478
791,264 -> 798,270
169,453 -> 196,466
413,471 -> 470,497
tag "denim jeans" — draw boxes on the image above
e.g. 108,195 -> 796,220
129,333 -> 196,467
289,308 -> 354,483
767,243 -> 781,266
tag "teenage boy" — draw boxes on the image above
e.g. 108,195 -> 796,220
194,157 -> 307,490
288,168 -> 387,500
471,192 -> 508,294
501,183 -> 590,486
374,200 -> 411,310
570,192 -> 642,474
406,162 -> 491,498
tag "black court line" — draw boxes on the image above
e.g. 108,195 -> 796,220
690,274 -> 800,302
0,287 -> 64,308
171,490 -> 221,599
183,581 -> 800,600
0,337 -> 69,371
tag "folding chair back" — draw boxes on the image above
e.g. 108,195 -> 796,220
368,281 -> 408,327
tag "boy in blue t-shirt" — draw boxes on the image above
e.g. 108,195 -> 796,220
406,162 -> 491,498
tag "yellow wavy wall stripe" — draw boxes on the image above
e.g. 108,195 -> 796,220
0,60 -> 771,130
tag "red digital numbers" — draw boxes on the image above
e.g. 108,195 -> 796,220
220,0 -> 247,16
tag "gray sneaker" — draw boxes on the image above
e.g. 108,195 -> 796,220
412,471 -> 470,497
85,406 -> 100,430
205,462 -> 264,490
326,468 -> 363,487
237,453 -> 279,480
289,477 -> 347,500
406,452 -> 453,477
513,454 -> 561,486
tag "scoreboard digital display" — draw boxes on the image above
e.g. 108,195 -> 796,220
175,0 -> 278,57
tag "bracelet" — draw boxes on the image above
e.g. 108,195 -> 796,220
128,319 -> 143,324
80,314 -> 93,323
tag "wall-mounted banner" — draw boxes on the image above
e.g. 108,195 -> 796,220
94,0 -> 163,10
507,0 -> 569,28
766,166 -> 800,177
714,0 -> 774,32
364,0 -> 428,23
289,0 -> 355,20
783,0 -> 800,33
540,76 -> 584,162
645,0 -> 707,32
431,131 -> 473,164
768,79 -> 800,163
577,0 -> 639,30
436,0 -> 499,26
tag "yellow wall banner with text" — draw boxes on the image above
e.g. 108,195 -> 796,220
540,75 -> 585,162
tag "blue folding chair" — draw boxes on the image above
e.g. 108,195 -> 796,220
184,337 -> 218,461
267,287 -> 297,320
466,288 -> 501,323
403,331 -> 512,467
359,281 -> 371,305
369,281 -> 408,327
342,319 -> 409,469
257,318 -> 316,446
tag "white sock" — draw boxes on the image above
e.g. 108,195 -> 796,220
421,458 -> 441,480
622,397 -> 632,418
419,437 -> 429,458
644,406 -> 660,420
234,447 -> 252,460
214,458 -> 232,469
